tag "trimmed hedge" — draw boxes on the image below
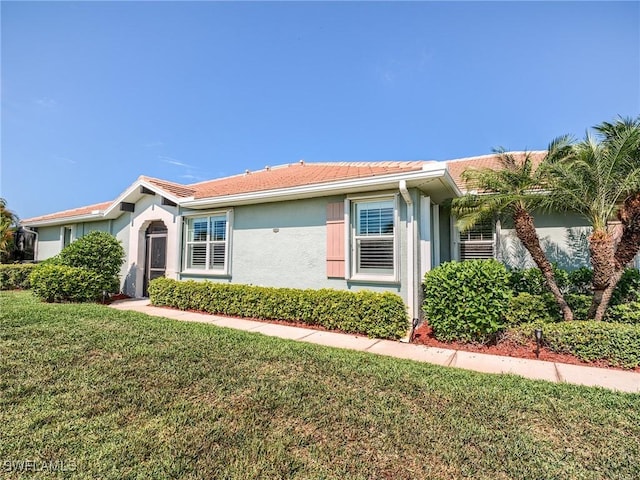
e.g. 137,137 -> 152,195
148,277 -> 409,340
422,260 -> 512,343
605,302 -> 640,325
30,264 -> 112,303
0,264 -> 36,290
511,321 -> 640,369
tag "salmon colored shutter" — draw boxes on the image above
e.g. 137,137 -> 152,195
326,202 -> 345,278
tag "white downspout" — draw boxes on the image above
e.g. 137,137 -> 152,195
399,181 -> 417,338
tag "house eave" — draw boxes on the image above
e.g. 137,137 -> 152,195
22,213 -> 105,228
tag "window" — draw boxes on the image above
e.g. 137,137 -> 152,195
184,213 -> 230,273
63,227 -> 72,248
459,220 -> 495,260
352,198 -> 397,278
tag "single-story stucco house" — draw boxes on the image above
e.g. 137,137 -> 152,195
21,153 -> 640,321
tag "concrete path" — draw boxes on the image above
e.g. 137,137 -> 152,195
110,299 -> 640,394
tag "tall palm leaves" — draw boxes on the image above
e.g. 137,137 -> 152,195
0,198 -> 18,262
544,117 -> 640,320
452,144 -> 574,321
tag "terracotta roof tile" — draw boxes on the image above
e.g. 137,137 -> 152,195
447,151 -> 547,191
141,176 -> 195,198
22,201 -> 112,224
189,161 -> 428,199
23,155 -> 550,225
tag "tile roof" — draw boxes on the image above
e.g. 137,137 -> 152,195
22,155 -> 549,224
141,176 -> 196,198
22,201 -> 112,223
188,161 -> 429,199
447,151 -> 547,191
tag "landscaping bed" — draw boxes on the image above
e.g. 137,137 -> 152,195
412,322 -> 640,372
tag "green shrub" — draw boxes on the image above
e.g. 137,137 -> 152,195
565,294 -> 592,320
605,302 -> 640,324
148,278 -> 409,340
567,267 -> 593,295
505,293 -> 556,326
611,268 -> 640,305
511,321 -> 640,369
508,265 -> 570,296
0,264 -> 36,290
30,264 -> 112,303
422,260 -> 512,343
57,231 -> 124,285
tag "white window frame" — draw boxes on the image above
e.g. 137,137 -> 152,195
181,209 -> 233,276
347,194 -> 399,282
457,218 -> 496,261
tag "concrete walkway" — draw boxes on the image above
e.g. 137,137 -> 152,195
110,299 -> 640,394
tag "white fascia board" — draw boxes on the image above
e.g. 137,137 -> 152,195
442,169 -> 463,197
102,179 -> 191,218
22,213 -> 104,228
181,167 -> 448,209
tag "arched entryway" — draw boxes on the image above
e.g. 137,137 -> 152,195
144,221 -> 168,296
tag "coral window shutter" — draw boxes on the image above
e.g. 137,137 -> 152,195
326,202 -> 345,278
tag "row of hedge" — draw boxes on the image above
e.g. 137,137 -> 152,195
0,264 -> 36,290
149,277 -> 409,340
509,321 -> 640,369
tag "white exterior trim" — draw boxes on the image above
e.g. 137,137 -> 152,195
419,196 -> 431,280
348,194 -> 400,284
181,209 -> 233,276
432,202 -> 440,268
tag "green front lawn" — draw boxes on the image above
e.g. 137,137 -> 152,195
1,291 -> 639,479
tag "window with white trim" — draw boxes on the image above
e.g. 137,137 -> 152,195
184,213 -> 230,273
459,220 -> 495,260
352,198 -> 397,278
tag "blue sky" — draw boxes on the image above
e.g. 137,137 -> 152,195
2,1 -> 638,219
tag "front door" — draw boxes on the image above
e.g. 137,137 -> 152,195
144,221 -> 168,296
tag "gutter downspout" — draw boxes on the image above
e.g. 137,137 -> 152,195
399,180 -> 418,341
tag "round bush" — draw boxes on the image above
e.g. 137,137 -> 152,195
30,264 -> 111,303
423,260 -> 512,343
57,231 -> 125,279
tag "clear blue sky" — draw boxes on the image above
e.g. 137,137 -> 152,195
2,1 -> 638,219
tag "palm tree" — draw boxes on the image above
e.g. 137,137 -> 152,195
543,117 -> 640,320
452,143 -> 574,321
0,198 -> 19,262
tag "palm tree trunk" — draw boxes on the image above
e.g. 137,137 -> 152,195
590,195 -> 640,321
587,230 -> 616,320
513,207 -> 574,321
593,268 -> 625,321
616,193 -> 640,270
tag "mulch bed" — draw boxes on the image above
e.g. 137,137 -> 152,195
412,323 -> 640,372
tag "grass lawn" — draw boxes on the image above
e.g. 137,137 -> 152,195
1,291 -> 639,480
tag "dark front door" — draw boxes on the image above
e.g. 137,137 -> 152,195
144,221 -> 168,296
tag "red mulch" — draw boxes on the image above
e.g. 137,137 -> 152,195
412,323 -> 640,372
